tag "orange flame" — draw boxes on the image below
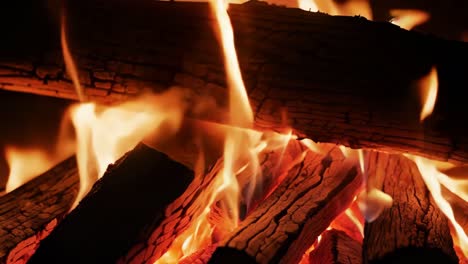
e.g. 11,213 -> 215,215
298,0 -> 318,12
4,147 -> 55,192
419,66 -> 438,122
390,9 -> 430,30
406,154 -> 468,258
69,89 -> 187,205
61,11 -> 86,101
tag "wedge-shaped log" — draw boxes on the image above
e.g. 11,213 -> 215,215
27,144 -> 193,264
307,229 -> 362,264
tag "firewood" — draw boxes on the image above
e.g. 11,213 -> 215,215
307,229 -> 362,264
363,151 -> 458,263
27,144 -> 193,264
207,146 -> 363,264
120,140 -> 305,263
0,157 -> 78,264
1,0 -> 468,163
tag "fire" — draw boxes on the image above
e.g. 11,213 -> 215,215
61,11 -> 86,101
390,9 -> 430,30
298,0 -> 318,12
299,0 -> 372,20
406,154 -> 468,258
419,66 -> 439,122
69,89 -> 187,205
5,147 -> 56,192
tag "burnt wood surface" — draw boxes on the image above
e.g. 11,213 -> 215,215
120,140 -> 306,263
1,0 -> 468,164
0,157 -> 78,264
208,146 -> 362,264
363,151 -> 458,263
307,229 -> 362,264
27,144 -> 193,264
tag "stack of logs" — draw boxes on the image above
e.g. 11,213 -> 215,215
0,0 -> 467,263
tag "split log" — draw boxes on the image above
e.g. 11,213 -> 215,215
363,151 -> 458,263
208,146 -> 363,264
1,0 -> 468,163
120,140 -> 306,263
27,144 -> 193,264
307,229 -> 362,264
0,157 -> 78,264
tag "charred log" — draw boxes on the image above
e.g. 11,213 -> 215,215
208,146 -> 363,264
120,140 -> 306,263
0,157 -> 78,264
307,229 -> 362,264
363,151 -> 458,263
27,144 -> 193,264
1,0 -> 468,163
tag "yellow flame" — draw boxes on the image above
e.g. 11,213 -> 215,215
419,67 -> 438,122
298,0 -> 318,12
407,154 -> 468,257
357,188 -> 393,222
4,147 -> 55,192
69,89 -> 187,205
390,9 -> 430,30
61,11 -> 86,101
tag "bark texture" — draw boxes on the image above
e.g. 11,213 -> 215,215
27,144 -> 193,264
0,157 -> 78,264
0,0 -> 468,163
307,229 -> 362,264
208,146 -> 363,264
363,151 -> 458,263
121,140 -> 305,263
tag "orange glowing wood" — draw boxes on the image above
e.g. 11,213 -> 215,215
207,146 -> 363,264
1,0 -> 468,164
363,151 -> 458,263
0,157 -> 78,264
307,229 -> 362,264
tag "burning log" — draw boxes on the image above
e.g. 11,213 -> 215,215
0,157 -> 78,264
120,140 -> 307,263
27,144 -> 193,264
363,151 -> 458,263
307,229 -> 362,264
1,0 -> 468,163
208,146 -> 362,264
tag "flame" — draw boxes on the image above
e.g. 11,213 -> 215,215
61,11 -> 86,101
419,66 -> 438,122
390,9 -> 430,30
406,154 -> 468,258
298,0 -> 318,12
4,147 -> 55,192
69,89 -> 187,205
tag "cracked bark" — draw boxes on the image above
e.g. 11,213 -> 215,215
27,144 -> 193,264
363,151 -> 458,263
307,229 -> 362,264
207,145 -> 362,264
0,157 -> 78,264
1,0 -> 468,164
119,140 -> 306,263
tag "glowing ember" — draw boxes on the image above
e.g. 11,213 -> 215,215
390,9 -> 430,30
419,66 -> 439,122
